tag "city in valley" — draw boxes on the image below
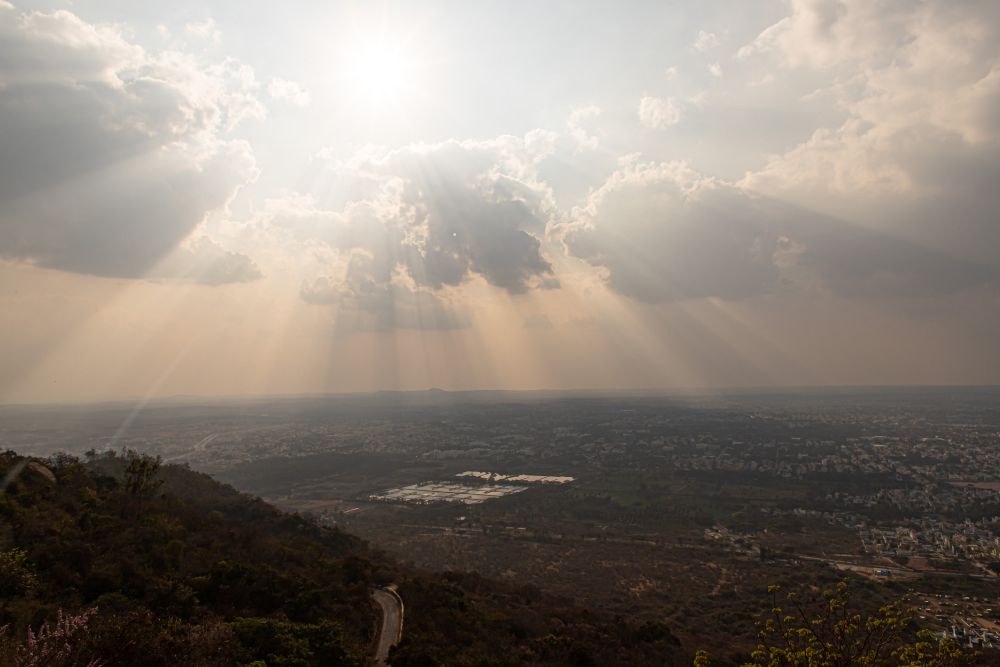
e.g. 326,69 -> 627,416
5,387 -> 1000,656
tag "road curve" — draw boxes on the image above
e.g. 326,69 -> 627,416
163,432 -> 220,462
372,587 -> 404,666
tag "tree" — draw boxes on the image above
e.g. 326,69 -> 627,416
0,548 -> 37,598
123,450 -> 163,501
741,580 -> 968,667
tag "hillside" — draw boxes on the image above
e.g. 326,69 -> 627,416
0,451 -> 686,666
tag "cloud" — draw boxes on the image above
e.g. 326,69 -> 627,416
707,63 -> 722,78
184,18 -> 221,44
563,163 -> 781,301
561,161 -> 997,303
267,77 -> 310,107
736,0 -> 918,67
693,30 -> 720,52
0,6 -> 260,281
155,236 -> 262,285
301,252 -> 467,331
272,137 -> 561,325
638,96 -> 681,128
739,0 -> 1000,268
346,140 -> 557,294
739,0 -> 1000,140
567,105 -> 601,151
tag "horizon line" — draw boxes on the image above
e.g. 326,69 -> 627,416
3,382 -> 1000,409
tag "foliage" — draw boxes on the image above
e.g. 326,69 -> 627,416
0,548 -> 37,598
123,451 -> 163,501
0,451 -> 374,666
0,607 -> 102,667
229,617 -> 359,666
728,580 -> 971,667
0,450 -> 693,666
389,571 -> 684,666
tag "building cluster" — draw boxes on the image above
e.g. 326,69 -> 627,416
861,520 -> 1000,563
833,485 -> 1000,515
455,471 -> 574,484
703,525 -> 760,557
369,481 -> 529,505
912,594 -> 1000,650
944,622 -> 1000,650
370,470 -> 574,506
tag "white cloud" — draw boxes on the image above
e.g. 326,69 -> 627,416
638,96 -> 681,129
749,73 -> 775,86
738,0 -> 998,75
262,136 -> 562,326
267,77 -> 310,107
340,140 -> 558,294
0,5 -> 260,282
686,91 -> 708,108
567,104 -> 601,151
562,160 -> 997,303
707,62 -> 722,77
740,0 -> 1000,266
184,18 -> 221,44
737,0 -> 919,67
564,162 -> 781,301
693,30 -> 720,52
301,255 -> 467,331
154,236 -> 262,285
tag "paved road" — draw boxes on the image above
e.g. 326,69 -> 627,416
163,432 -> 219,462
799,554 -> 999,580
372,588 -> 404,666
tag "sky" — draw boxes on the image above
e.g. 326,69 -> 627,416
1,0 -> 999,403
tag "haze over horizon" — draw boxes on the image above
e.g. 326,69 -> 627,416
2,0 -> 999,403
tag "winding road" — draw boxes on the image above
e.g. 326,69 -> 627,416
372,587 -> 404,666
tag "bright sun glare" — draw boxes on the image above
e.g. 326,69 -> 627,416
345,41 -> 417,108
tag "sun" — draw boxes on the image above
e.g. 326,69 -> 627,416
344,39 -> 419,108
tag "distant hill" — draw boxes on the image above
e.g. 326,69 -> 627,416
0,450 -> 685,666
